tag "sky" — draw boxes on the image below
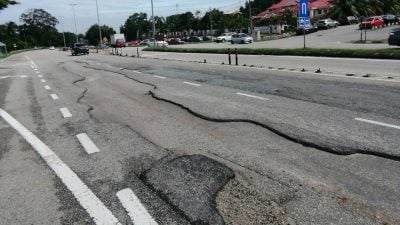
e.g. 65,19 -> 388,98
0,0 -> 247,34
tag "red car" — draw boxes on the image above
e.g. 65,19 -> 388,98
167,38 -> 185,45
128,40 -> 139,46
359,16 -> 384,29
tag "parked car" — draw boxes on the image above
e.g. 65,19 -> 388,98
231,33 -> 253,44
187,36 -> 203,42
139,39 -> 151,46
147,40 -> 168,48
167,38 -> 185,45
317,19 -> 338,29
360,16 -> 384,29
49,46 -> 55,50
382,15 -> 396,25
128,40 -> 139,46
296,24 -> 318,35
71,43 -> 89,56
215,32 -> 235,43
347,16 -> 359,24
388,27 -> 400,46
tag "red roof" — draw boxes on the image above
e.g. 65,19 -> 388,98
255,0 -> 334,19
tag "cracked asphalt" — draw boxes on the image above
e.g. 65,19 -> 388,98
0,49 -> 399,225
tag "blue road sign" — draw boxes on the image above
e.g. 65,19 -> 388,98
299,0 -> 309,17
298,0 -> 310,28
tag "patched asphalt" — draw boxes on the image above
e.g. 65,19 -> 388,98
141,154 -> 235,225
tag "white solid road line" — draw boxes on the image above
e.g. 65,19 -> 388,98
44,85 -> 51,90
237,92 -> 269,101
153,75 -> 166,79
40,79 -> 46,83
116,188 -> 158,225
50,94 -> 59,100
355,118 -> 400,130
0,75 -> 29,79
0,108 -> 121,225
76,133 -> 100,154
132,70 -> 142,74
59,107 -> 72,118
183,81 -> 201,87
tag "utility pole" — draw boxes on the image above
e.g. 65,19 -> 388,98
151,0 -> 156,47
60,17 -> 67,48
249,0 -> 253,35
209,8 -> 213,36
95,0 -> 102,53
70,4 -> 79,43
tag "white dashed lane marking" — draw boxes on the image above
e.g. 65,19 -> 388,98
40,79 -> 46,83
183,81 -> 201,87
76,133 -> 100,154
44,85 -> 51,90
0,108 -> 121,225
50,94 -> 59,100
237,92 -> 269,101
116,188 -> 158,225
355,118 -> 400,130
38,75 -> 43,78
59,107 -> 72,118
153,75 -> 166,79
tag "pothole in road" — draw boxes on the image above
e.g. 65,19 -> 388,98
140,154 -> 234,225
217,179 -> 295,225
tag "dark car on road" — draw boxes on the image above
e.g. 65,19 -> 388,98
71,43 -> 89,56
388,27 -> 400,46
382,15 -> 396,25
296,25 -> 318,35
167,38 -> 185,45
186,36 -> 203,42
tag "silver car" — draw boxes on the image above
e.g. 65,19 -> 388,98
317,19 -> 339,29
231,33 -> 253,44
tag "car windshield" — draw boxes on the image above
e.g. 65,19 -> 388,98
366,18 -> 374,21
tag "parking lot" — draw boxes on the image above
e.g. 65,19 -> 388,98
172,24 -> 400,49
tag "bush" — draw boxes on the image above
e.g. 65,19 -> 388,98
144,47 -> 400,60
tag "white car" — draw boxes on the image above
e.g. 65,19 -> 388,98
49,46 -> 55,50
231,33 -> 253,44
215,32 -> 235,43
147,39 -> 168,47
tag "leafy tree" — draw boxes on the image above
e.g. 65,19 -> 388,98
85,24 -> 116,45
120,12 -> 150,41
0,0 -> 18,10
19,9 -> 59,46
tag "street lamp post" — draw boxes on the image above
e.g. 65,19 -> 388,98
60,16 -> 67,48
95,0 -> 102,53
249,0 -> 253,35
151,0 -> 156,47
70,4 -> 79,43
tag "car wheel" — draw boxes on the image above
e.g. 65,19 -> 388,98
241,40 -> 245,44
231,41 -> 234,44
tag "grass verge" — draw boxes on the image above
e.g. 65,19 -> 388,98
144,47 -> 400,60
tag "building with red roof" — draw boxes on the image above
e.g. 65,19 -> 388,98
255,0 -> 335,20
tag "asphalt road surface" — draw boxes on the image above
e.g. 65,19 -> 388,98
1,49 -> 400,225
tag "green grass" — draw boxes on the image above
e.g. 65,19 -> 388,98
144,47 -> 400,60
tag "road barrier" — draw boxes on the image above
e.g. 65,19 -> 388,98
228,48 -> 232,65
235,48 -> 238,66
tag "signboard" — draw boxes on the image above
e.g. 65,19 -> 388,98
298,0 -> 310,28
